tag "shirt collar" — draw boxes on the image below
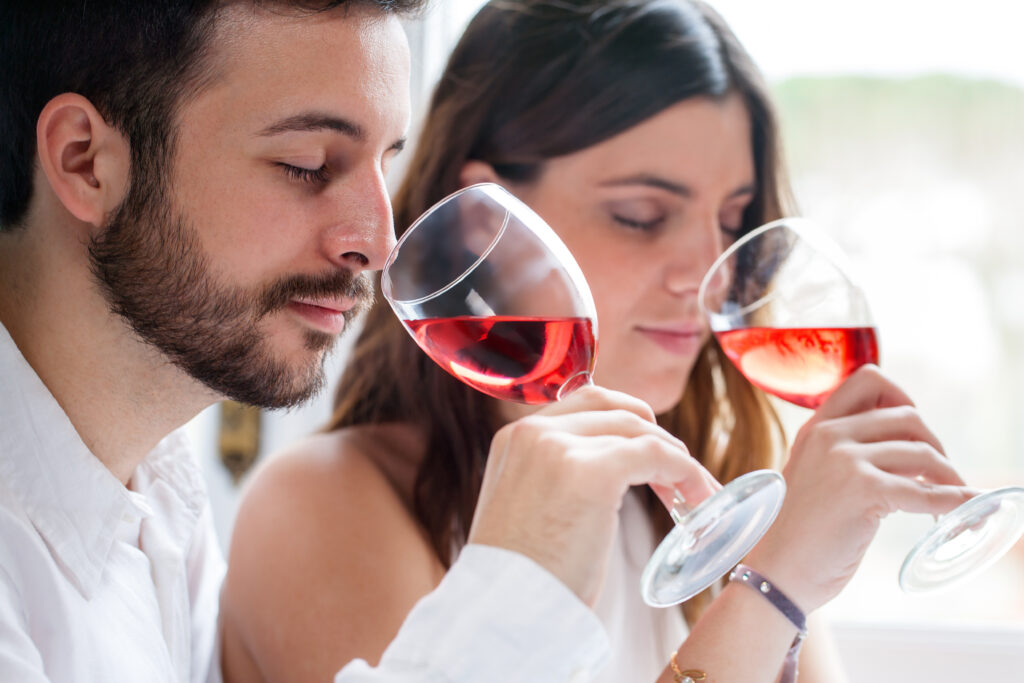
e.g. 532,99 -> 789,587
0,322 -> 207,598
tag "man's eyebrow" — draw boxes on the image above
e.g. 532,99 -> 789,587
600,174 -> 756,199
258,112 -> 406,153
258,113 -> 366,140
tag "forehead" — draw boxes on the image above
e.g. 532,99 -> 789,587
186,4 -> 411,136
549,94 -> 754,191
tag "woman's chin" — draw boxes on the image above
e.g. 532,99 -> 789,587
648,390 -> 686,416
597,376 -> 686,416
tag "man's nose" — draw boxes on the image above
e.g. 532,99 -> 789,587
323,165 -> 397,274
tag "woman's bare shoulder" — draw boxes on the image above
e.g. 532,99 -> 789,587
227,422 -> 436,577
221,423 -> 444,683
240,423 -> 423,509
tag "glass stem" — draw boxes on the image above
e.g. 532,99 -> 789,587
556,370 -> 595,400
671,490 -> 694,526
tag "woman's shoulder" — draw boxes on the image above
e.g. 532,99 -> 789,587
227,421 -> 428,557
221,423 -> 444,682
233,422 -> 426,541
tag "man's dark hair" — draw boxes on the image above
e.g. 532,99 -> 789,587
0,0 -> 425,231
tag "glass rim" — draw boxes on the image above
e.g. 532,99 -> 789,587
381,183 -> 512,307
697,215 -> 858,322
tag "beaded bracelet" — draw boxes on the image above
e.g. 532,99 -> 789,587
728,564 -> 807,683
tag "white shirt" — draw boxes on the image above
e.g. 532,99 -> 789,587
0,324 -> 224,683
0,322 -> 610,682
591,491 -> 688,683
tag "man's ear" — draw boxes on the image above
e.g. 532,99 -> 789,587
35,93 -> 130,228
458,160 -> 503,188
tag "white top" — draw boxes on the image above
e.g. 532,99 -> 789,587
591,491 -> 688,683
0,322 -> 610,683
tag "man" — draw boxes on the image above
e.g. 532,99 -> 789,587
0,2 -> 713,681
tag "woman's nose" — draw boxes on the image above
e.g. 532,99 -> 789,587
662,217 -> 726,296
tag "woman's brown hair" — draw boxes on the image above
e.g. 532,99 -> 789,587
329,0 -> 792,624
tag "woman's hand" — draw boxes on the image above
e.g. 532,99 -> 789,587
468,384 -> 720,606
744,365 -> 977,613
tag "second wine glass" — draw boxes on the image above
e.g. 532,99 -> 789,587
381,183 -> 785,608
698,216 -> 1024,593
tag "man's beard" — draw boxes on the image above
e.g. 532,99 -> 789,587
88,170 -> 373,409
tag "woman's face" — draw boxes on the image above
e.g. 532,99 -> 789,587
512,94 -> 755,413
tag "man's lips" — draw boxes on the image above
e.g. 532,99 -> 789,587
291,296 -> 355,314
287,296 -> 357,335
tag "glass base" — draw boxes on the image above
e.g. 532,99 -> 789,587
640,469 -> 786,607
899,486 -> 1024,593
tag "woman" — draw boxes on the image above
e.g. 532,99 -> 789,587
221,1 -> 973,681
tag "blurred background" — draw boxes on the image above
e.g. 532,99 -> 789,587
188,0 -> 1024,679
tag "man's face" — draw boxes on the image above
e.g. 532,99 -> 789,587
90,5 -> 411,408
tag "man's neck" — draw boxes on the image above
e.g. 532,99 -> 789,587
0,212 -> 216,485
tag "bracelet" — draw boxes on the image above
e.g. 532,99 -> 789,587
668,651 -> 707,683
728,564 -> 807,683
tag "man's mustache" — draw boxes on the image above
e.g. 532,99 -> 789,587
260,270 -> 375,320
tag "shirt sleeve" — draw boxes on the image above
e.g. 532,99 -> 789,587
334,544 -> 610,683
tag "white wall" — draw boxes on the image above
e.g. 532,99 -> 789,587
833,621 -> 1024,682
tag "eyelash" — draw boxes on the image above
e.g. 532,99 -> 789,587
614,214 -> 747,242
612,214 -> 665,232
278,163 -> 330,185
720,223 -> 744,241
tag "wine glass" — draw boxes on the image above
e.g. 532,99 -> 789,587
698,216 -> 1024,593
381,183 -> 785,607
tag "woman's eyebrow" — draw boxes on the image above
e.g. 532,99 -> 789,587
600,174 -> 694,198
599,174 -> 757,199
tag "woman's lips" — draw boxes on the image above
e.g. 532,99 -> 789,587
636,324 -> 704,356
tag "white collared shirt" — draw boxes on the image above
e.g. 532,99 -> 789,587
0,321 -> 609,682
0,323 -> 224,683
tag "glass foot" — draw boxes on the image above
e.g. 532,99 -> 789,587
899,486 -> 1024,593
640,469 -> 786,607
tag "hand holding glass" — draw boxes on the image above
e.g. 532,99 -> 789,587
698,217 -> 1024,592
382,184 -> 785,607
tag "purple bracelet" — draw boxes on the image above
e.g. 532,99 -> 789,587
729,564 -> 807,683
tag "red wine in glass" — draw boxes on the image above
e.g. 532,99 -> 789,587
715,326 -> 879,408
405,315 -> 595,404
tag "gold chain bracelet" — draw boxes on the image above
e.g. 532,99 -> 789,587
669,650 -> 708,683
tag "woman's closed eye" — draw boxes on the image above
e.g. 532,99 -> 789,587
719,201 -> 751,241
608,200 -> 667,232
613,213 -> 667,231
